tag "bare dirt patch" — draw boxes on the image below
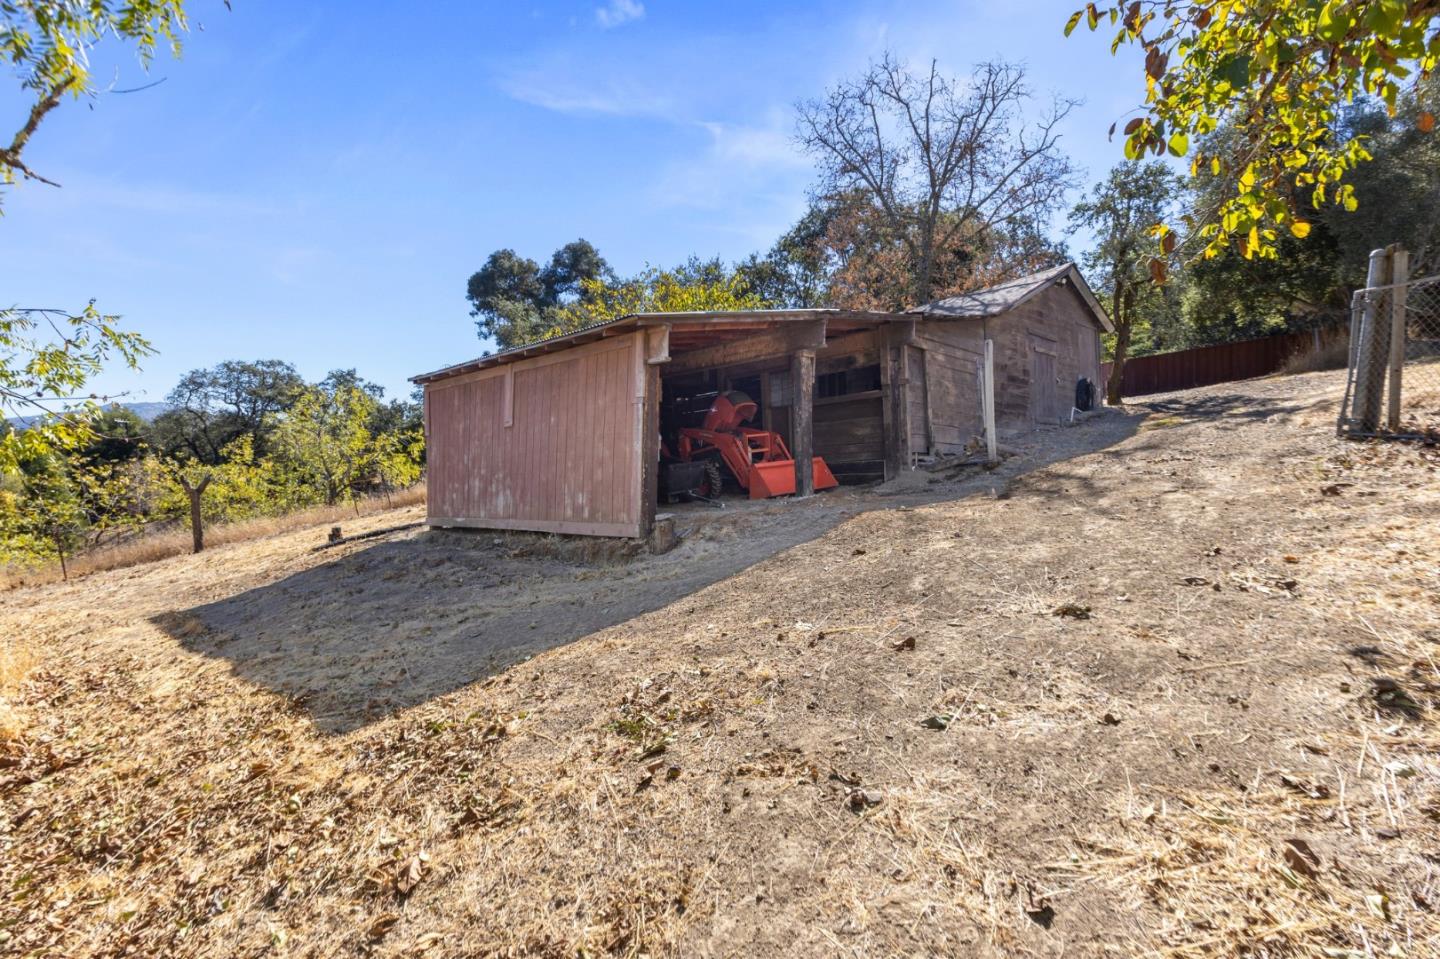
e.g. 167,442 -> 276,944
2,368 -> 1437,957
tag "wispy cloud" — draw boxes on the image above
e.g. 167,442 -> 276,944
14,174 -> 287,219
693,119 -> 809,173
651,113 -> 812,248
501,69 -> 676,116
595,0 -> 645,29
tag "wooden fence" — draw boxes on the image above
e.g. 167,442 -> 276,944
1100,327 -> 1340,398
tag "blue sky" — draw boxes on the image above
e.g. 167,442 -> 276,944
1,0 -> 1145,404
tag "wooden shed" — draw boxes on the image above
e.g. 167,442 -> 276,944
413,263 -> 1110,539
908,262 -> 1111,439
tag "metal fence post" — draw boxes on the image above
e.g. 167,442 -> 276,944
1350,248 -> 1392,432
1386,247 -> 1410,431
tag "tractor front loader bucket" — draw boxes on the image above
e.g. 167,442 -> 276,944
747,457 -> 840,499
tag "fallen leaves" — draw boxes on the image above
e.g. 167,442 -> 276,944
1371,678 -> 1422,715
1281,838 -> 1322,880
845,787 -> 883,812
395,850 -> 429,896
367,912 -> 400,940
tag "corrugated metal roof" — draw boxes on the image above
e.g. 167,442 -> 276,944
909,262 -> 1113,332
411,308 -> 906,384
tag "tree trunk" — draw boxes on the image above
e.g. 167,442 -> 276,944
913,228 -> 936,307
1106,288 -> 1132,406
54,536 -> 68,582
179,473 -> 212,554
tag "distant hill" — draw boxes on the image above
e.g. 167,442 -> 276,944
116,402 -> 170,422
6,401 -> 171,431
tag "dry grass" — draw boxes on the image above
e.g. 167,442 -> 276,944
0,484 -> 425,591
1282,330 -> 1351,374
1,369 -> 1436,957
0,639 -> 35,742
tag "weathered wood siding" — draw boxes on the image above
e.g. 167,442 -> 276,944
424,333 -> 646,537
813,395 -> 884,475
904,281 -> 1103,448
985,283 -> 1102,430
914,321 -> 987,455
905,346 -> 930,454
761,329 -> 886,479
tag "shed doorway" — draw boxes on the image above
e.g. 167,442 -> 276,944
1028,334 -> 1062,424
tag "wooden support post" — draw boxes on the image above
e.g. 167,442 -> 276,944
882,325 -> 912,479
640,363 -> 660,537
1386,246 -> 1410,431
982,338 -> 998,463
649,514 -> 677,554
791,348 -> 815,497
1351,247 -> 1392,432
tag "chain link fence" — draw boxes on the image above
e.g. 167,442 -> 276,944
1338,247 -> 1440,439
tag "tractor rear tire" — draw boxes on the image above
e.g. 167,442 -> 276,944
700,459 -> 724,498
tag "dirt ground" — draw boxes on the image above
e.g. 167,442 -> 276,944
2,367 -> 1437,957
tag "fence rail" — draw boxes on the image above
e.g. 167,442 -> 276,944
1337,244 -> 1440,438
1101,327 -> 1340,398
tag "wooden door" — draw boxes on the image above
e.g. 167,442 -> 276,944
1028,335 -> 1061,424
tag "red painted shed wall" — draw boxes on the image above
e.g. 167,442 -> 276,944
424,332 -> 645,537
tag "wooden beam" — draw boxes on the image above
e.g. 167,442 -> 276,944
635,312 -> 826,326
656,321 -> 785,332
426,515 -> 641,538
882,325 -> 911,479
792,348 -> 815,497
982,338 -> 997,463
645,324 -> 671,365
663,320 -> 827,376
502,366 -> 514,428
640,362 -> 660,538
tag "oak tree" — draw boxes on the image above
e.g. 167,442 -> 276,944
797,56 -> 1077,306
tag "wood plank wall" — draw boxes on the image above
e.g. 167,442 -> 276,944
914,320 -> 986,455
717,328 -> 886,479
983,283 -> 1102,431
424,332 -> 645,537
908,282 -> 1103,451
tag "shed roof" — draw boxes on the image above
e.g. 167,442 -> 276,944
412,309 -> 907,385
909,263 -> 1114,333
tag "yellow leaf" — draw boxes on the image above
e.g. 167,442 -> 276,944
1290,221 -> 1311,238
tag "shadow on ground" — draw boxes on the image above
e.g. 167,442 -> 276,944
153,409 -> 1145,735
1137,389 -> 1335,426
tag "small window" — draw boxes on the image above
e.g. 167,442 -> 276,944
817,363 -> 881,399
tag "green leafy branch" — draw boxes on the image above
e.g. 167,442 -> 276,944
1068,1 -> 1440,265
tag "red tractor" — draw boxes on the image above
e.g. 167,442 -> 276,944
676,390 -> 838,499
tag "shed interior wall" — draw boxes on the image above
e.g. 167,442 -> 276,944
660,327 -> 887,484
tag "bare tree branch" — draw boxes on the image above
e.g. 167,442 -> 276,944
797,56 -> 1077,305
